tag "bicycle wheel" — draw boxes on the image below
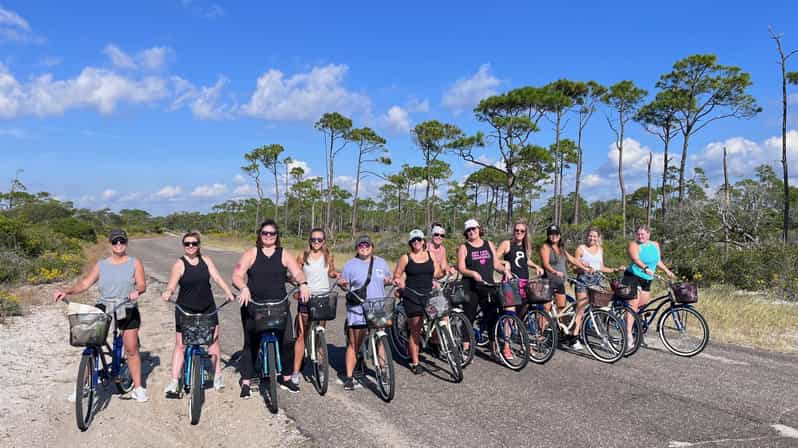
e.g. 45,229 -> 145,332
389,305 -> 410,361
493,314 -> 530,371
75,352 -> 96,431
523,308 -> 557,364
115,348 -> 134,394
581,308 -> 626,363
612,302 -> 643,357
439,324 -> 463,383
658,306 -> 709,357
373,334 -> 395,402
449,312 -> 475,367
311,328 -> 329,395
266,342 -> 279,413
189,353 -> 203,425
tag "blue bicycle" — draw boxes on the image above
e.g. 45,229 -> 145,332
168,300 -> 229,425
65,298 -> 135,431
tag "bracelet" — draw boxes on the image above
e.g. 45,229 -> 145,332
300,281 -> 308,286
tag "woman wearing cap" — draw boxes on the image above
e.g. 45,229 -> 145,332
54,229 -> 149,402
456,219 -> 509,350
339,235 -> 393,390
428,223 -> 456,277
540,225 -> 588,342
160,231 -> 234,397
289,228 -> 339,392
393,229 -> 441,374
622,225 -> 675,343
232,219 -> 310,398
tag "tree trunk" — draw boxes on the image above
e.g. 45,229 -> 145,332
661,138 -> 670,219
424,154 -> 432,230
574,128 -> 584,226
619,123 -> 627,237
723,146 -> 730,255
284,164 -> 290,232
272,165 -> 280,219
780,54 -> 790,244
678,132 -> 690,206
325,138 -> 335,231
647,152 -> 653,228
351,148 -> 363,236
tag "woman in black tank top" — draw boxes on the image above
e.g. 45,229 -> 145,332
161,231 -> 234,396
393,229 -> 441,373
231,219 -> 310,397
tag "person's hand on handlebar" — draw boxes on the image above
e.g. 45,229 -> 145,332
54,290 -> 68,302
534,266 -> 544,276
299,284 -> 310,302
554,270 -> 564,279
161,290 -> 172,302
471,272 -> 483,283
128,290 -> 140,302
225,292 -> 235,302
238,286 -> 252,305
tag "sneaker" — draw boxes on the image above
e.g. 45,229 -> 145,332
240,383 -> 251,399
213,374 -> 224,391
131,386 -> 148,403
571,340 -> 584,351
279,377 -> 300,394
409,363 -> 424,375
343,377 -> 355,391
502,346 -> 515,360
164,379 -> 181,398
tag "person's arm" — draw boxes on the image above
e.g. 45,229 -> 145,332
204,256 -> 234,301
232,249 -> 256,304
565,248 -> 588,272
54,263 -> 100,301
393,254 -> 408,289
327,253 -> 339,279
490,241 -> 510,279
540,244 -> 560,278
130,258 -> 147,301
526,256 -> 544,277
627,241 -> 651,276
160,260 -> 184,302
573,245 -> 587,273
457,244 -> 482,283
283,249 -> 310,300
653,242 -> 675,278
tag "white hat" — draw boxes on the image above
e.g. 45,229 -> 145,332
408,229 -> 425,242
464,219 -> 480,231
431,225 -> 445,235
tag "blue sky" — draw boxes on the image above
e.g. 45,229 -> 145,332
1,1 -> 797,215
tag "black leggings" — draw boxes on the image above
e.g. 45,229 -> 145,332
238,306 -> 294,379
463,283 -> 499,342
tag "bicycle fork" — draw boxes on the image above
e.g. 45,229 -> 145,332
262,334 -> 282,374
306,325 -> 325,362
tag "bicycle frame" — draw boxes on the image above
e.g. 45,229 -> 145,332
636,290 -> 694,333
84,321 -> 124,387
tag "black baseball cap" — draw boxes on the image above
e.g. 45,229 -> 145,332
546,225 -> 561,235
355,235 -> 373,249
108,229 -> 128,242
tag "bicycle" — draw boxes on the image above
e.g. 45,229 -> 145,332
64,298 -> 135,431
520,276 -> 558,364
592,271 -> 644,357
247,285 -> 299,414
342,285 -> 397,402
439,272 -> 476,367
167,300 -> 230,425
476,280 -> 530,371
390,286 -> 463,383
300,290 -> 338,395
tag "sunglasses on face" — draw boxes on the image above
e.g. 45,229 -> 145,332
183,241 -> 199,247
432,233 -> 445,238
310,237 -> 325,243
410,237 -> 423,244
357,243 -> 371,249
111,238 -> 127,245
260,231 -> 278,237
466,227 -> 478,234
514,229 -> 526,234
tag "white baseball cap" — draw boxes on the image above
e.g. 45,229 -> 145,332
431,225 -> 445,235
464,219 -> 480,231
408,229 -> 425,242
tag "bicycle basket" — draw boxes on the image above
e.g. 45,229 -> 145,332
611,281 -> 637,300
425,292 -> 450,320
68,312 -> 111,347
179,313 -> 216,345
362,297 -> 395,328
499,279 -> 524,307
248,300 -> 290,332
525,278 -> 552,304
587,287 -> 613,307
672,282 -> 698,304
308,292 -> 338,321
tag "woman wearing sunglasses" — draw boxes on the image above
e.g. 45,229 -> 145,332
160,231 -> 234,397
289,228 -> 339,392
428,223 -> 456,277
232,219 -> 310,398
495,221 -> 545,295
54,229 -> 149,402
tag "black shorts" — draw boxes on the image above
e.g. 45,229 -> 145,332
545,275 -> 566,294
402,289 -> 430,318
174,307 -> 219,333
623,271 -> 652,292
96,304 -> 141,331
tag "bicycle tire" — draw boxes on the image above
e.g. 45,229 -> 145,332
523,308 -> 557,364
581,308 -> 626,363
389,305 -> 410,361
449,311 -> 475,367
266,342 -> 279,413
373,334 -> 395,402
493,314 -> 530,371
658,306 -> 709,357
75,352 -> 96,431
439,324 -> 463,383
612,302 -> 643,357
115,348 -> 134,394
473,314 -> 490,348
189,353 -> 203,425
312,329 -> 329,395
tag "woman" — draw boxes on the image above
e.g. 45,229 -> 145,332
339,235 -> 392,391
393,229 -> 441,374
160,231 -> 234,397
571,227 -> 624,350
54,229 -> 148,402
495,221 -> 545,294
540,225 -> 588,342
289,228 -> 338,392
428,223 -> 456,276
456,219 -> 509,354
623,225 -> 675,343
232,219 -> 310,399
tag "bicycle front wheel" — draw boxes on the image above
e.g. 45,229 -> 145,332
389,305 -> 410,361
612,302 -> 643,357
312,329 -> 329,395
373,334 -> 395,402
266,342 -> 279,413
524,308 -> 557,364
493,314 -> 530,371
658,306 -> 709,357
449,312 -> 475,367
581,308 -> 626,363
75,352 -> 96,431
189,352 -> 203,425
438,323 -> 463,383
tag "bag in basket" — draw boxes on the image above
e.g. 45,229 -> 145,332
672,282 -> 698,303
587,286 -> 613,307
425,293 -> 450,320
499,279 -> 524,307
449,282 -> 468,306
308,292 -> 338,321
248,300 -> 290,331
68,312 -> 111,347
525,279 -> 552,304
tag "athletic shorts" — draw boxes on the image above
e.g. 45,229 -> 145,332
402,289 -> 430,318
545,275 -> 566,295
622,271 -> 652,292
96,303 -> 141,331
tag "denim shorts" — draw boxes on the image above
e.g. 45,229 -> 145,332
575,273 -> 602,294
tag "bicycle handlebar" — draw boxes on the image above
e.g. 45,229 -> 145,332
166,298 -> 232,316
337,282 -> 396,304
249,285 -> 301,307
60,297 -> 132,314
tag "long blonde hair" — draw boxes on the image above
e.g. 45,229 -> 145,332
585,227 -> 603,248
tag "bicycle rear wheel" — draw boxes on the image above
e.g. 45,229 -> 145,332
75,352 -> 96,431
449,312 -> 475,367
493,314 -> 530,371
189,352 -> 203,425
438,323 -> 463,383
581,308 -> 626,363
612,302 -> 643,357
389,305 -> 410,361
266,342 -> 279,413
311,328 -> 329,395
373,334 -> 395,402
658,306 -> 709,357
523,308 -> 557,364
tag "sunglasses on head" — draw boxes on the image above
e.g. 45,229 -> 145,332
260,230 -> 278,237
183,241 -> 199,247
310,237 -> 325,243
432,233 -> 445,238
111,238 -> 127,245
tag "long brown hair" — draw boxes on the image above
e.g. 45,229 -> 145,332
255,219 -> 281,248
299,228 -> 334,272
513,220 -> 532,259
182,231 -> 202,257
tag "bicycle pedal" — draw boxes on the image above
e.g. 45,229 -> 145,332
165,391 -> 182,399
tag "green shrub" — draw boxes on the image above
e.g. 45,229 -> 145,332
0,215 -> 24,250
0,250 -> 28,283
0,290 -> 22,321
52,217 -> 97,242
26,250 -> 84,284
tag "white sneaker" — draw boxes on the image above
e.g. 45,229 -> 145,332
571,340 -> 584,351
164,379 -> 180,397
213,373 -> 224,391
131,386 -> 148,402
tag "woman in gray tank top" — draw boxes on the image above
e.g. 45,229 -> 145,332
540,225 -> 588,345
55,229 -> 149,402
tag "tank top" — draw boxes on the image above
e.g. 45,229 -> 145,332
405,251 -> 434,292
629,241 -> 660,280
98,256 -> 137,308
545,244 -> 567,281
303,254 -> 331,295
247,247 -> 287,301
504,241 -> 529,280
176,256 -> 214,312
465,240 -> 494,285
580,246 -> 603,271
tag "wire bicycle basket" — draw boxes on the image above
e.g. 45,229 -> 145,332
68,312 -> 111,347
425,291 -> 450,320
308,292 -> 338,321
362,297 -> 395,328
248,300 -> 290,332
178,312 -> 217,345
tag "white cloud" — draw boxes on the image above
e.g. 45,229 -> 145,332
241,64 -> 371,121
233,173 -> 246,184
406,97 -> 429,113
692,136 -> 765,179
582,173 -> 607,188
101,189 -> 118,200
191,183 -> 228,197
287,159 -> 311,177
78,195 -> 96,204
334,175 -> 385,198
602,138 -> 666,179
154,185 -> 182,199
139,46 -> 171,70
103,44 -> 172,71
382,105 -> 411,133
119,192 -> 144,202
171,75 -> 230,119
103,44 -> 137,69
441,64 -> 502,115
764,130 -> 798,157
233,184 -> 256,196
790,93 -> 798,106
0,6 -> 43,43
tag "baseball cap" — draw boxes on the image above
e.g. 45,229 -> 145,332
408,229 -> 425,242
464,219 -> 480,231
355,235 -> 373,249
108,229 -> 128,242
431,225 -> 445,235
546,225 -> 561,235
